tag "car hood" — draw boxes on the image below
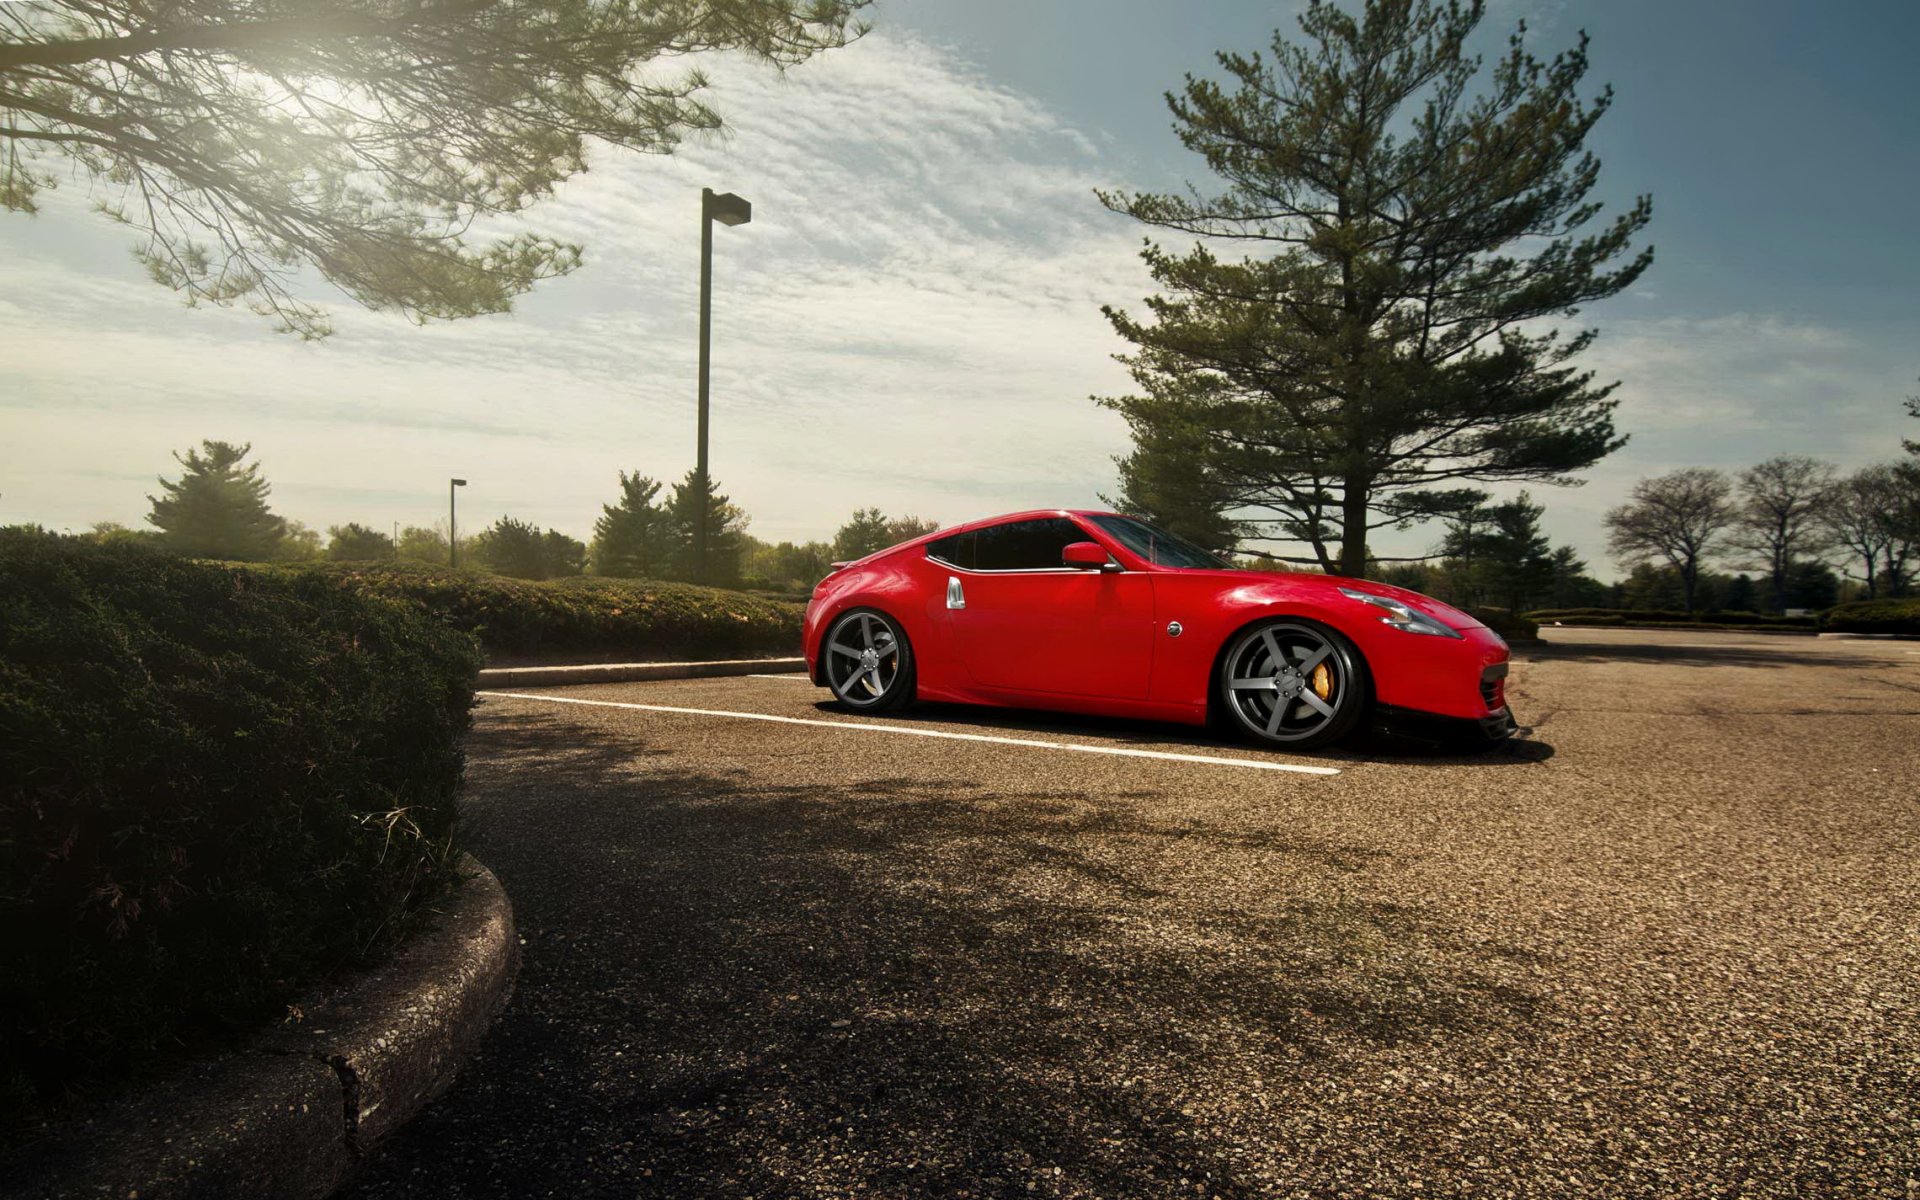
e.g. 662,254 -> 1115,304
1173,568 -> 1487,633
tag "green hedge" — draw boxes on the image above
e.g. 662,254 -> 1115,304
1464,607 -> 1540,643
1525,607 -> 1818,629
1823,598 -> 1920,634
1540,619 -> 1816,634
251,562 -> 804,661
0,531 -> 480,1122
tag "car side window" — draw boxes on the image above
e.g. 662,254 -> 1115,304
925,531 -> 973,569
972,518 -> 1084,570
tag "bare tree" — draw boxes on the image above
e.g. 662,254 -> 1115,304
1905,377 -> 1920,456
1891,500 -> 1920,597
1604,468 -> 1737,614
1731,455 -> 1835,612
1822,465 -> 1919,599
1,0 -> 866,337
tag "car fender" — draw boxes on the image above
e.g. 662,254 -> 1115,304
1145,576 -> 1372,709
803,551 -> 954,689
1146,574 -> 1505,720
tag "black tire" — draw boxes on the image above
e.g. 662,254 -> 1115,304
1216,618 -> 1368,750
821,607 -> 916,712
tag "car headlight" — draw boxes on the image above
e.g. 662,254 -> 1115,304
1338,587 -> 1463,639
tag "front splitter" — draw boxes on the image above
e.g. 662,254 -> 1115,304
1370,702 -> 1517,747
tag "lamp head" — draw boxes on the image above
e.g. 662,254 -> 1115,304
706,190 -> 752,227
451,478 -> 467,487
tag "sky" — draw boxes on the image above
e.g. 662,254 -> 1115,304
2,0 -> 1916,578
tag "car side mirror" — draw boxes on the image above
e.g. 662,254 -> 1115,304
1063,541 -> 1120,571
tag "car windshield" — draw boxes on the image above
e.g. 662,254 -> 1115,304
1086,514 -> 1236,570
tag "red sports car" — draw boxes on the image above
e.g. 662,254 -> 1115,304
802,510 -> 1514,751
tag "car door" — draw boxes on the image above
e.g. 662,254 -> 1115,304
944,517 -> 1155,698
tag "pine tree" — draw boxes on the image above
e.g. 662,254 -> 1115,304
540,530 -> 588,578
470,517 -> 544,579
590,472 -> 675,578
1784,561 -> 1840,611
1476,493 -> 1556,614
2,0 -> 866,337
667,471 -> 749,585
146,440 -> 287,560
833,509 -> 892,561
470,516 -> 585,580
1099,0 -> 1651,577
1545,545 -> 1607,609
1106,408 -> 1242,555
327,522 -> 394,561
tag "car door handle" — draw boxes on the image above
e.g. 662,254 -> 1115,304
946,576 -> 965,610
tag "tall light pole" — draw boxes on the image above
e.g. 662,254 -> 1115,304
696,187 -> 751,583
449,478 -> 467,568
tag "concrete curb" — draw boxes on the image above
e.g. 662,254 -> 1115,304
1537,624 -> 1817,637
1,855 -> 518,1200
1817,631 -> 1920,641
478,656 -> 804,687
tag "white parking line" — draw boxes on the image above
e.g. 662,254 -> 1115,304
751,673 -> 813,681
478,691 -> 1342,776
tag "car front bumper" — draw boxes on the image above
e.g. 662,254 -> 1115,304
1368,658 -> 1516,745
1371,701 -> 1517,745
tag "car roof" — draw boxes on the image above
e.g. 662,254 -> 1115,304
918,509 -> 1121,543
825,512 -> 1132,572
827,511 -> 1124,572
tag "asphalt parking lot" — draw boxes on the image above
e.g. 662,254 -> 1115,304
343,628 -> 1920,1199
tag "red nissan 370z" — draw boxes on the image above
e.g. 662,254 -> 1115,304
802,509 -> 1514,751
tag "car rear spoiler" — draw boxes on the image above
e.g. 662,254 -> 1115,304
829,561 -> 853,571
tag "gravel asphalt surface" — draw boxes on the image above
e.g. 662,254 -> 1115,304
342,628 -> 1920,1199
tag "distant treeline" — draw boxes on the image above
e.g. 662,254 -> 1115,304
80,440 -> 940,595
1247,451 -> 1918,618
70,438 -> 1920,615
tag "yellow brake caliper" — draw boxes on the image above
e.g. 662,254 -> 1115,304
1310,661 -> 1334,701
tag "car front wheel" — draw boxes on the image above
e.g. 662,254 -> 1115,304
822,608 -> 916,712
1218,619 -> 1366,750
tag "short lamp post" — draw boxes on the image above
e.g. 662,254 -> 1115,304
449,478 -> 467,568
696,187 -> 751,584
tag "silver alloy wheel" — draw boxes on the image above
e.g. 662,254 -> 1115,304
824,610 -> 905,708
1221,621 -> 1353,744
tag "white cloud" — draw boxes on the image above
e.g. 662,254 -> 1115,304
2,30 -> 1910,586
0,31 -> 1151,542
1362,311 -> 1914,579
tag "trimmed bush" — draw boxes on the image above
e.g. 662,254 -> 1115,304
251,561 -> 804,661
1464,606 -> 1540,643
1823,598 -> 1920,635
0,530 -> 480,1122
1525,607 -> 1818,630
1535,619 -> 1815,634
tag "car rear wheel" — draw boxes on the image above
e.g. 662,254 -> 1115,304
1218,619 -> 1366,750
823,608 -> 915,712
